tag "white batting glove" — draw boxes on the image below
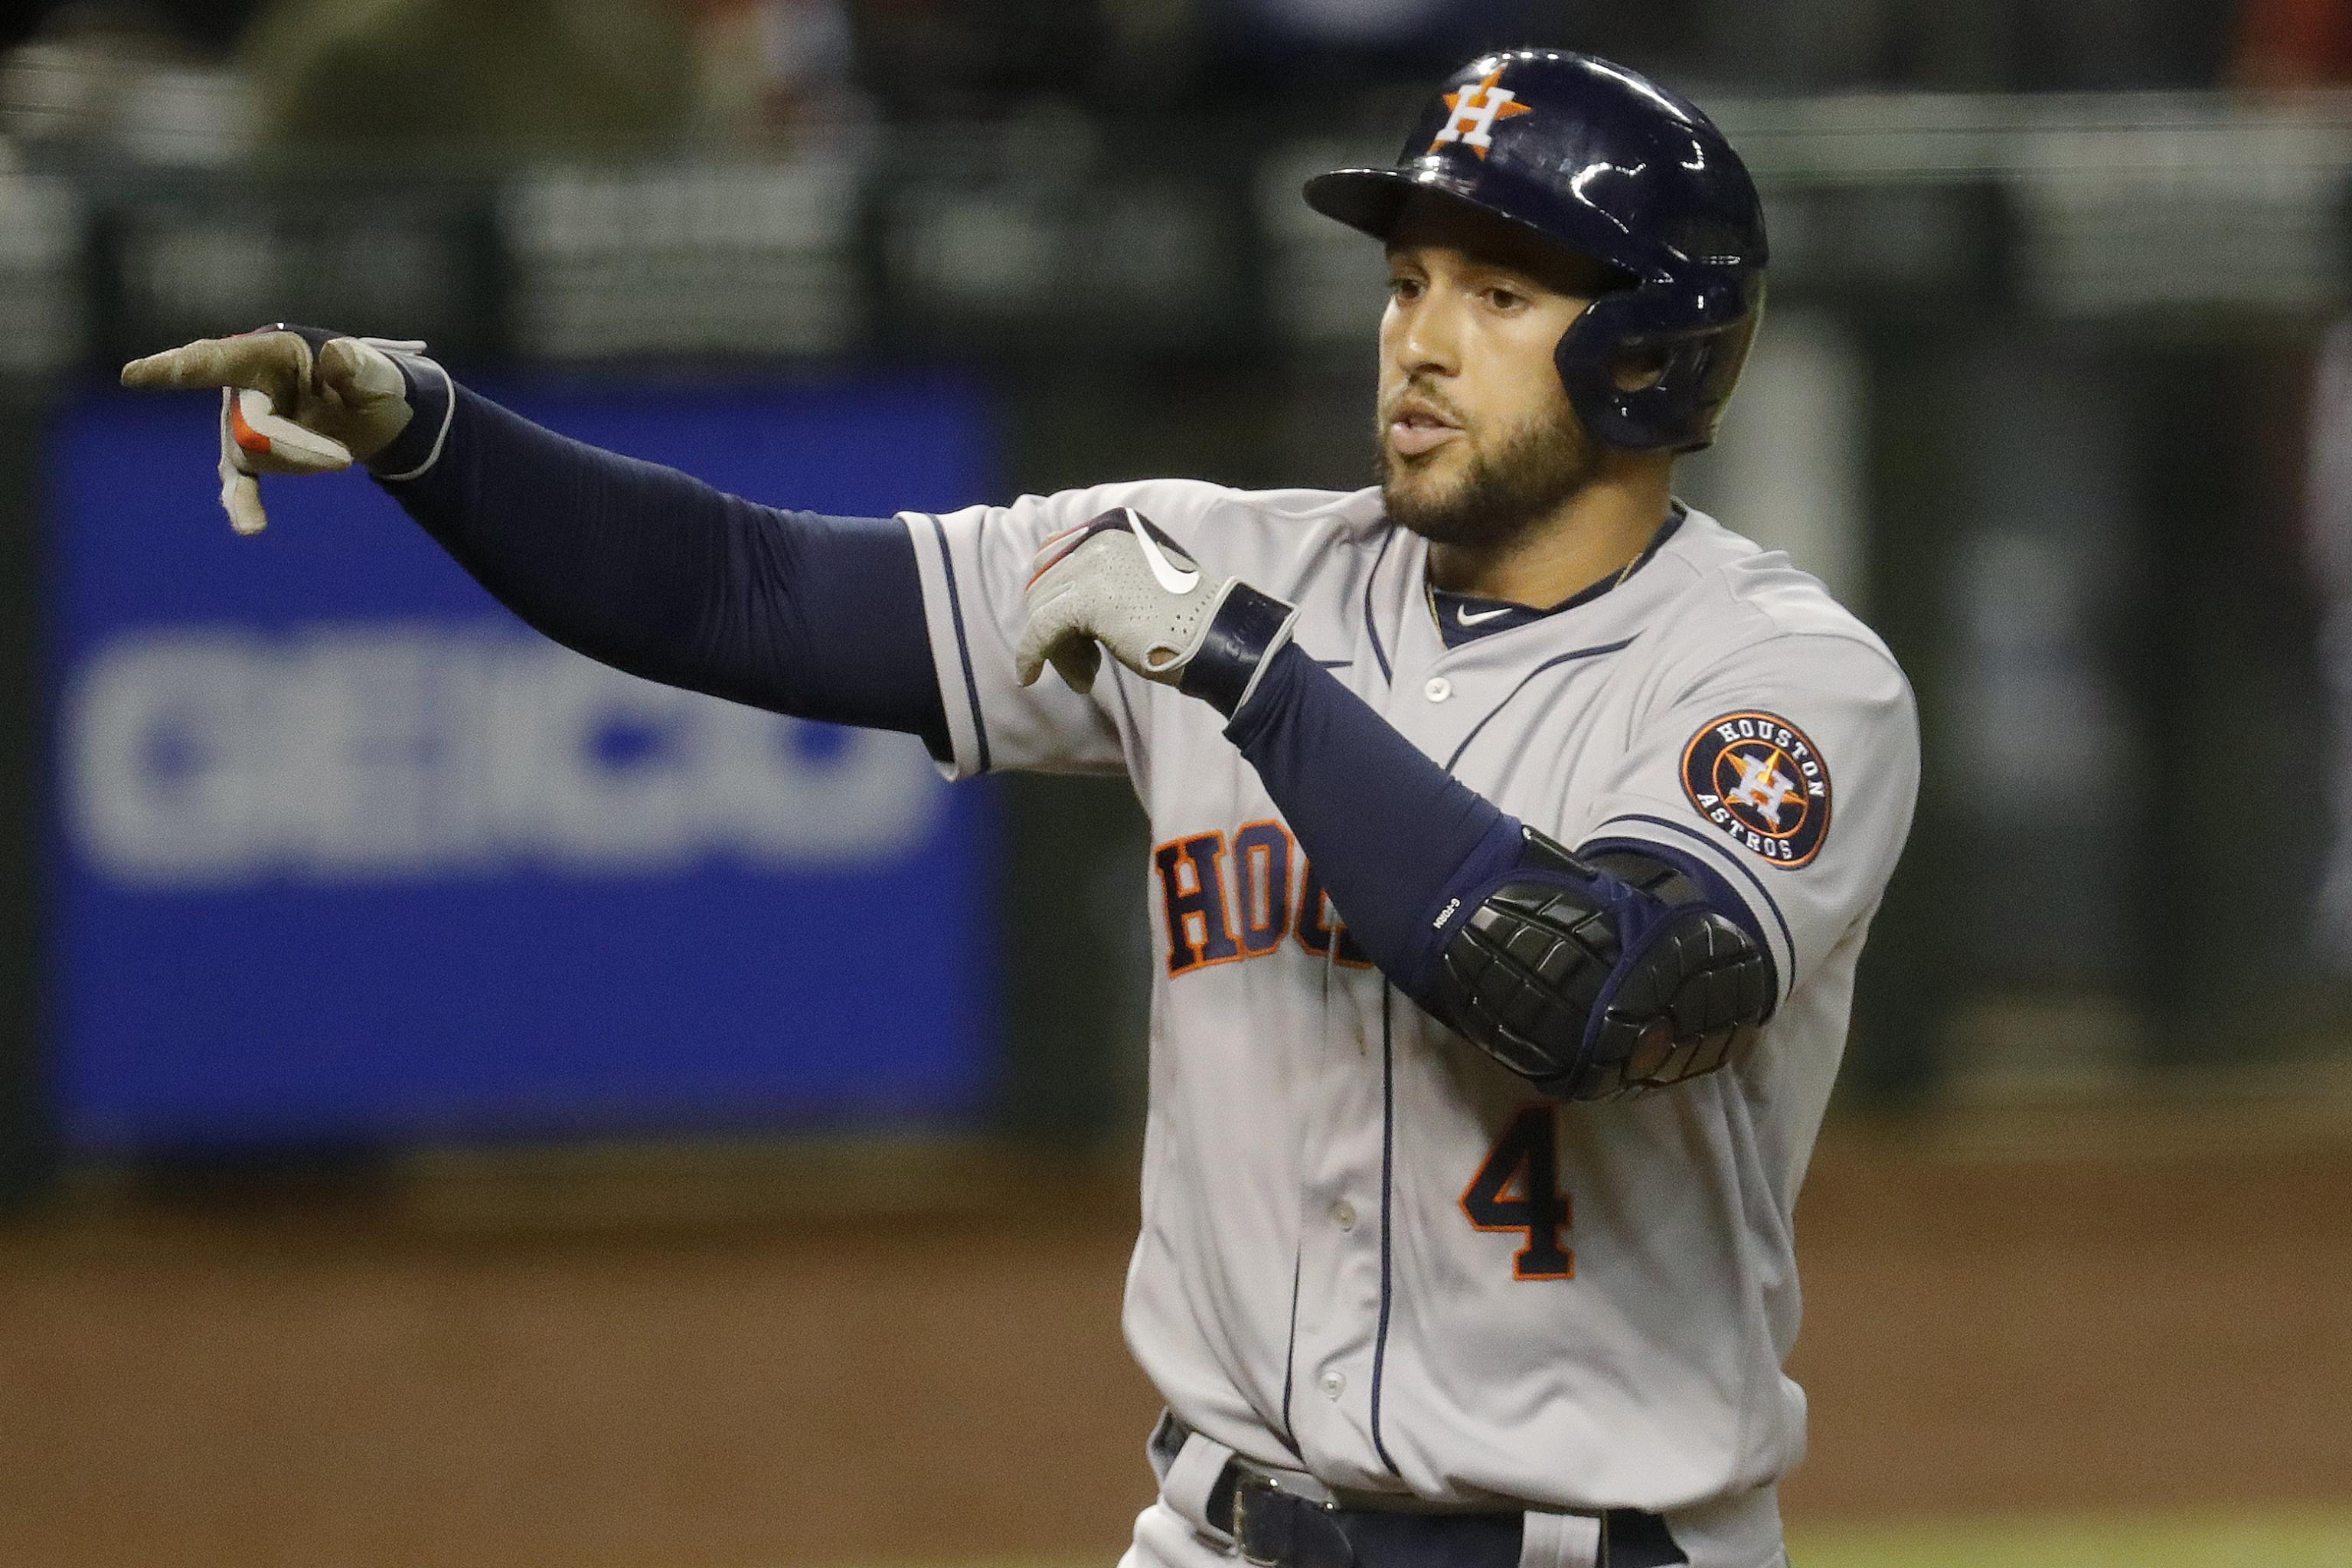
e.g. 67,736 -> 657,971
120,324 -> 450,536
1014,508 -> 1300,716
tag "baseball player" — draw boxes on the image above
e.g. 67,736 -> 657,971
123,50 -> 1917,1568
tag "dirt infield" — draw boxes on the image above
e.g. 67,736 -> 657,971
2,1107 -> 2346,1568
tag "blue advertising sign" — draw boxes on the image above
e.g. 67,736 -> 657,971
49,378 -> 995,1152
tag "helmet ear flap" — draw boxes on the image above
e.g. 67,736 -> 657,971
1555,295 -> 1653,451
1553,279 -> 1765,454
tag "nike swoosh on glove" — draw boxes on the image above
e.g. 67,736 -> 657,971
120,324 -> 450,536
1013,507 -> 1300,717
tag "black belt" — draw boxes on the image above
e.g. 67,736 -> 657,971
1155,1419 -> 1687,1568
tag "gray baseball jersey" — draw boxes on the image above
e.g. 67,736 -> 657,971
903,481 -> 1918,1568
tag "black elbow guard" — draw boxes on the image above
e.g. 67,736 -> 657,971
1431,829 -> 1775,1101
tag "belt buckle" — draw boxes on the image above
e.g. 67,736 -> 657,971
1231,1472 -> 1354,1568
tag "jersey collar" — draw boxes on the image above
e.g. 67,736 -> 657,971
1426,505 -> 1687,650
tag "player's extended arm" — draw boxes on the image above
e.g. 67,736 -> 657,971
122,325 -> 951,753
1017,511 -> 1774,1100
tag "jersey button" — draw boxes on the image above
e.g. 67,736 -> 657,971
1424,676 -> 1452,703
1319,1369 -> 1347,1400
1329,1200 -> 1356,1231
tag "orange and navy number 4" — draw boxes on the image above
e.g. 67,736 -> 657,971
1152,824 -> 1374,975
1462,1106 -> 1574,1280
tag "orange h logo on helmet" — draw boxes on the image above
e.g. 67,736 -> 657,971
1430,68 -> 1534,158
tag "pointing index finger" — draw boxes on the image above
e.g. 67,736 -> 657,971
119,338 -> 231,389
119,332 -> 305,394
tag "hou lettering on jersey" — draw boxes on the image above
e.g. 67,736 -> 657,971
1152,823 -> 1374,976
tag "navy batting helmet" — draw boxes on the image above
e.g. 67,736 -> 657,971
1305,50 -> 1767,454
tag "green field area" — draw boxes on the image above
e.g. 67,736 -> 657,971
1792,1509 -> 2352,1566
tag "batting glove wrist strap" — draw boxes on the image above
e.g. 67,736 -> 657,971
363,348 -> 456,482
1178,580 -> 1299,717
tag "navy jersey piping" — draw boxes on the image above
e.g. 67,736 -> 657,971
1590,811 -> 1798,988
928,514 -> 992,773
1279,1246 -> 1302,1457
1368,985 -> 1403,1478
1362,528 -> 1396,685
1441,639 -> 1637,773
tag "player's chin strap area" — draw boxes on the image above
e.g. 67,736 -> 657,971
1429,829 -> 1774,1102
1149,1414 -> 1687,1568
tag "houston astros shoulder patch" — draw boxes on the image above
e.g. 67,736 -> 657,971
1681,710 -> 1831,868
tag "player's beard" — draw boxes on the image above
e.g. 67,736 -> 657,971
1377,397 -> 1602,550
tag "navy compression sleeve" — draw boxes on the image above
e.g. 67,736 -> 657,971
1224,643 -> 1527,1001
368,374 -> 951,756
1225,642 -> 1768,1007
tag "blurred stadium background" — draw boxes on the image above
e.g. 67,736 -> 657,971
2,1 -> 2350,1564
